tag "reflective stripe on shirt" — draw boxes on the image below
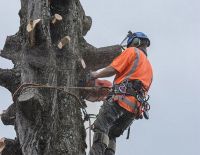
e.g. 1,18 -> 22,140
117,95 -> 137,110
125,47 -> 140,80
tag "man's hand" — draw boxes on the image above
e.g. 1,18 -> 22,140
91,71 -> 98,79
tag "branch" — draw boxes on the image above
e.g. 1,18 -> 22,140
82,16 -> 92,36
82,42 -> 122,70
51,14 -> 63,24
0,34 -> 21,64
17,90 -> 42,121
0,103 -> 15,125
26,19 -> 42,47
0,69 -> 21,93
0,138 -> 22,155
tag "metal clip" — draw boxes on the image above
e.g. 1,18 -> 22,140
143,111 -> 149,120
118,85 -> 127,94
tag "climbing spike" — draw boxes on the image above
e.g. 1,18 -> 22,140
26,19 -> 41,47
51,14 -> 63,24
58,36 -> 71,49
0,138 -> 5,153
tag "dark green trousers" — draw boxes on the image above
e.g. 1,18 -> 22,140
89,98 -> 135,155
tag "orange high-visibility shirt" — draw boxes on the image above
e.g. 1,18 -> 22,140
110,47 -> 153,113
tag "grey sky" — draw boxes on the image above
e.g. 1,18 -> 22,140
1,0 -> 200,155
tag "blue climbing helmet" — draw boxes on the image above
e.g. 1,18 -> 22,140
127,32 -> 150,47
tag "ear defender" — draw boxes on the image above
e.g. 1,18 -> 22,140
126,32 -> 150,48
132,38 -> 141,47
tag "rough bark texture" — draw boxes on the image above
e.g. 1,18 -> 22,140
0,138 -> 22,155
0,0 -> 121,155
1,103 -> 16,125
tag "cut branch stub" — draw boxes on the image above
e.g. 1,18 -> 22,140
0,138 -> 5,153
0,34 -> 21,63
26,19 -> 41,33
17,90 -> 42,121
0,68 -> 21,93
82,44 -> 122,70
80,58 -> 86,69
0,138 -> 22,155
0,104 -> 16,126
58,36 -> 71,49
51,14 -> 63,24
82,16 -> 92,36
26,19 -> 42,47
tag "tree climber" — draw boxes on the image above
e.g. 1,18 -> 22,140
88,32 -> 153,155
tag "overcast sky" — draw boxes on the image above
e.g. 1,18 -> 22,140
0,0 -> 200,155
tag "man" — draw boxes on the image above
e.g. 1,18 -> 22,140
89,32 -> 153,155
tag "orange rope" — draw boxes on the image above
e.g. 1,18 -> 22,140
12,83 -> 84,109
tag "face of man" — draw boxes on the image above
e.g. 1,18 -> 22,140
128,38 -> 148,56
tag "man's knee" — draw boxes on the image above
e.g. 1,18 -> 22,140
93,132 -> 109,147
92,119 -> 109,134
106,138 -> 116,155
109,113 -> 135,137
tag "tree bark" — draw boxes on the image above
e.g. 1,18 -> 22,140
1,103 -> 16,125
0,0 -> 122,154
0,138 -> 22,155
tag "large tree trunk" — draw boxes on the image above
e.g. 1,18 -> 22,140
0,0 -> 121,154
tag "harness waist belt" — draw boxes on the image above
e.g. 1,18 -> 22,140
113,80 -> 144,97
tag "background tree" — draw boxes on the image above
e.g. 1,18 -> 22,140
0,0 -> 121,154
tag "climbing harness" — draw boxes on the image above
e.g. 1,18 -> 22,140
112,80 -> 151,119
111,80 -> 151,140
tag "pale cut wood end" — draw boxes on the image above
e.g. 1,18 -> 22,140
57,36 -> 71,49
0,138 -> 5,153
26,19 -> 41,32
52,14 -> 63,24
80,58 -> 86,69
